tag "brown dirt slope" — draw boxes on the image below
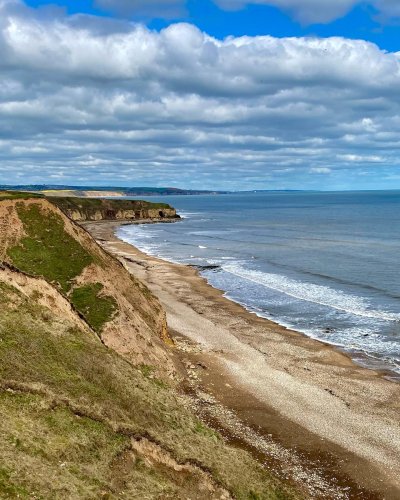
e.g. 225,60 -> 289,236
0,197 -> 174,377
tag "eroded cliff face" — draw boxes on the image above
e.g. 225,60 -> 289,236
66,207 -> 177,221
49,197 -> 180,222
0,197 -> 176,378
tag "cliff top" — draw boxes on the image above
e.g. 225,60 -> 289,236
0,191 -> 178,221
0,190 -> 171,208
50,195 -> 172,211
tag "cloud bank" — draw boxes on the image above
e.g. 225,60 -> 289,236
0,0 -> 400,188
214,0 -> 359,23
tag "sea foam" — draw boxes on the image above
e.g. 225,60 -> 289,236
222,263 -> 400,322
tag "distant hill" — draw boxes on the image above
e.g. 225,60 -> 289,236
0,185 -> 229,197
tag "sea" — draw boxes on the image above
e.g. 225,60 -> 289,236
117,191 -> 400,377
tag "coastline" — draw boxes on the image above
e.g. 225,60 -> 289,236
83,220 -> 400,499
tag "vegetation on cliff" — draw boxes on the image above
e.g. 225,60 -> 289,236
0,279 -> 296,499
50,197 -> 179,222
0,190 -> 43,200
0,196 -> 299,499
70,283 -> 117,333
6,204 -> 117,333
50,196 -> 172,213
1,198 -> 171,369
8,204 -> 94,293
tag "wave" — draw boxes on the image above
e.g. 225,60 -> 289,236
221,263 -> 400,322
177,211 -> 207,220
256,256 -> 400,300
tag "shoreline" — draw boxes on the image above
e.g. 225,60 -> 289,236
83,220 -> 400,499
115,218 -> 400,383
118,219 -> 400,382
185,265 -> 398,382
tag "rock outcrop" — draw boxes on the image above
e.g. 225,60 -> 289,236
50,196 -> 180,222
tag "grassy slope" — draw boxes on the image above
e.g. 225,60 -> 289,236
70,283 -> 117,333
7,204 -> 117,332
0,191 -> 43,200
7,204 -> 94,293
2,199 -> 174,375
0,280 -> 297,499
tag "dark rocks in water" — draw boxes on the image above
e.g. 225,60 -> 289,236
190,264 -> 221,272
323,327 -> 335,334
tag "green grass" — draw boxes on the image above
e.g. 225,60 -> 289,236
70,283 -> 117,332
50,196 -> 172,214
0,191 -> 43,200
7,204 -> 93,292
138,364 -> 155,378
6,203 -> 119,333
0,466 -> 31,499
0,280 -> 299,499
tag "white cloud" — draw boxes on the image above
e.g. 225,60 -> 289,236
94,0 -> 400,24
217,0 -> 400,22
373,0 -> 400,19
337,154 -> 385,162
309,167 -> 332,174
214,0 -> 358,23
0,0 -> 400,188
95,0 -> 400,23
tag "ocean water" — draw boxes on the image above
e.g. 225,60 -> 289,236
117,191 -> 400,376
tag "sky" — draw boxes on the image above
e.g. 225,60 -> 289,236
1,0 -> 400,190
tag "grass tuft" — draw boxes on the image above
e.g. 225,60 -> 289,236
0,467 -> 30,498
70,283 -> 117,332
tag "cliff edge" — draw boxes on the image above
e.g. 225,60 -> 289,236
50,196 -> 180,222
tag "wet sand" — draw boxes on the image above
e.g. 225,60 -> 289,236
84,220 -> 400,499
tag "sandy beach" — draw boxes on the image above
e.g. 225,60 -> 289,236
84,220 -> 400,499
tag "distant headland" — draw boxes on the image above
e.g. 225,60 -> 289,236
0,184 -> 230,197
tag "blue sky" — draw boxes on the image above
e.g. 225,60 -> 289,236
1,0 -> 400,190
26,0 -> 400,52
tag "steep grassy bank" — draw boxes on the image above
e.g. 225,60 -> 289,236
0,272 -> 297,498
0,197 -> 173,373
0,197 -> 300,499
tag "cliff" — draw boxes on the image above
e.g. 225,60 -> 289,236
0,196 -> 174,375
0,195 -> 297,499
49,196 -> 180,222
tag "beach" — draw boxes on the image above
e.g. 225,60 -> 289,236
84,220 -> 400,499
